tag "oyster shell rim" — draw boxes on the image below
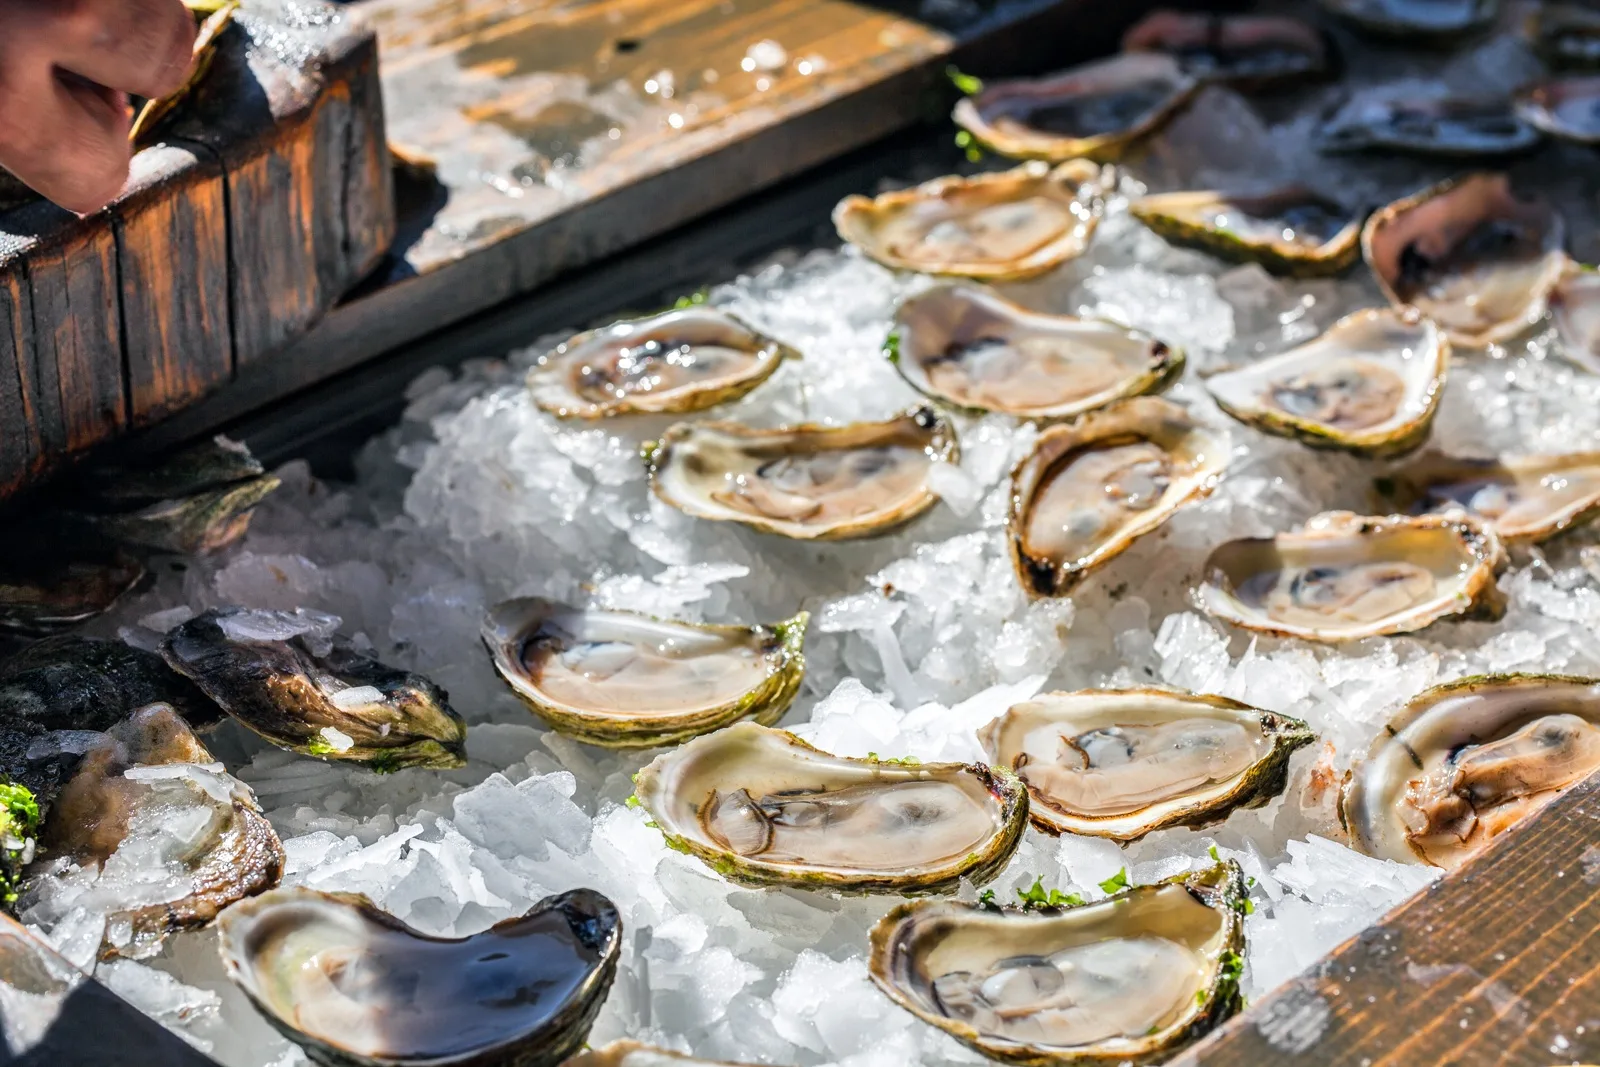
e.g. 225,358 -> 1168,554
1513,75 -> 1600,145
1315,0 -> 1499,41
1128,186 -> 1365,277
1373,448 -> 1600,544
1120,10 -> 1335,92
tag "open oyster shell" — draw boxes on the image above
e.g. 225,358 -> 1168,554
1130,186 -> 1363,276
481,599 -> 806,749
1342,673 -> 1600,869
1316,96 -> 1538,158
218,886 -> 621,1067
1551,263 -> 1600,373
565,1044 -> 756,1067
1376,450 -> 1600,544
889,284 -> 1182,419
1122,11 -> 1333,91
1196,511 -> 1506,642
979,689 -> 1314,840
833,161 -> 1109,280
1529,4 -> 1600,69
161,609 -> 467,771
952,53 -> 1198,162
1514,76 -> 1600,144
1363,173 -> 1567,348
633,722 -> 1028,893
646,407 -> 958,540
527,308 -> 798,419
868,863 -> 1247,1066
1205,308 -> 1447,458
1008,397 -> 1229,598
1317,0 -> 1498,40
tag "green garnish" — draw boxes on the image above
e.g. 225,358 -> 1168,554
881,328 -> 902,364
1208,845 -> 1221,862
0,783 -> 40,905
673,288 -> 710,309
1098,868 -> 1129,894
625,794 -> 642,810
945,65 -> 984,95
1219,949 -> 1245,984
978,888 -> 998,908
866,751 -> 921,766
1016,876 -> 1085,909
954,130 -> 984,163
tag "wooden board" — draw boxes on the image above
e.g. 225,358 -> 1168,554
0,0 -> 394,498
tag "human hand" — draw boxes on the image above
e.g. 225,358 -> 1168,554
0,0 -> 197,214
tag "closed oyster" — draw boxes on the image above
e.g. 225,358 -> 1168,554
1363,173 -> 1567,347
218,886 -> 621,1067
1514,76 -> 1600,144
952,53 -> 1198,162
633,722 -> 1028,893
868,863 -> 1247,1066
130,0 -> 238,147
527,307 -> 797,418
1529,4 -> 1600,69
1342,673 -> 1600,868
645,407 -> 958,540
833,161 -> 1110,281
0,635 -> 222,733
1376,450 -> 1600,543
1550,263 -> 1600,373
481,599 -> 806,749
1196,511 -> 1506,642
889,284 -> 1182,419
161,609 -> 467,771
565,1044 -> 758,1067
1129,186 -> 1362,276
1317,0 -> 1498,40
1008,397 -> 1228,598
1316,96 -> 1538,158
979,689 -> 1315,840
0,524 -> 144,636
1204,308 -> 1447,458
1122,11 -> 1332,91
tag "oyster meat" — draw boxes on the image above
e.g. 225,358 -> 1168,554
1551,263 -> 1600,374
1363,172 -> 1567,347
1317,0 -> 1498,39
1204,308 -> 1447,458
1376,450 -> 1600,543
161,609 -> 467,770
1514,76 -> 1600,144
1121,11 -> 1333,90
646,407 -> 958,540
1128,186 -> 1363,276
952,53 -> 1198,162
979,689 -> 1314,840
889,284 -> 1182,419
1196,511 -> 1506,642
481,599 -> 806,749
218,886 -> 621,1067
633,721 -> 1028,893
868,863 -> 1247,1066
1008,397 -> 1228,598
833,161 -> 1110,281
527,307 -> 798,418
1343,674 -> 1600,868
1316,96 -> 1538,158
565,1043 -> 759,1067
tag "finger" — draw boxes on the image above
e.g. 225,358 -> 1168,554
50,0 -> 197,101
0,67 -> 131,214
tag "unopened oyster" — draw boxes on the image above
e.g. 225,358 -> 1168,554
1343,674 -> 1600,869
1122,11 -> 1333,91
646,407 -> 958,540
889,284 -> 1182,419
481,599 -> 806,749
1196,511 -> 1506,642
528,307 -> 798,418
130,0 -> 238,147
0,635 -> 222,733
1363,173 -> 1567,347
868,863 -> 1247,1066
1205,308 -> 1447,458
1376,450 -> 1600,544
1514,76 -> 1600,144
633,722 -> 1028,893
1317,95 -> 1538,158
161,609 -> 467,771
1551,263 -> 1600,373
1008,397 -> 1228,598
833,161 -> 1109,280
979,689 -> 1314,840
31,703 -> 283,958
1530,4 -> 1600,69
952,53 -> 1198,162
565,1044 -> 758,1067
0,538 -> 143,635
218,886 -> 621,1067
1129,186 -> 1362,276
1317,0 -> 1498,40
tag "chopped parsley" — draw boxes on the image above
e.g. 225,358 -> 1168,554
1016,875 -> 1085,909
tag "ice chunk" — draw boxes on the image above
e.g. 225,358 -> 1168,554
216,607 -> 342,647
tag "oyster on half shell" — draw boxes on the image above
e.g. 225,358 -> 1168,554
645,407 -> 958,540
1205,308 -> 1447,458
1342,673 -> 1600,869
1316,96 -> 1538,159
1514,76 -> 1600,144
979,689 -> 1315,840
1376,450 -> 1600,544
1317,0 -> 1498,40
889,284 -> 1182,419
633,722 -> 1028,893
1121,11 -> 1333,92
1008,397 -> 1229,598
952,53 -> 1198,162
1196,511 -> 1506,642
1550,263 -> 1600,373
868,863 -> 1247,1066
1363,173 -> 1567,348
1129,186 -> 1363,276
481,599 -> 806,749
527,307 -> 798,418
217,886 -> 621,1067
833,161 -> 1110,281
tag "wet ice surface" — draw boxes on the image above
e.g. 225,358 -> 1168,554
36,25 -> 1600,1067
